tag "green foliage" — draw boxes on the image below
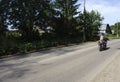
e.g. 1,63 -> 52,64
78,10 -> 103,41
53,0 -> 80,38
111,22 -> 120,36
18,43 -> 36,53
5,0 -> 54,41
0,0 -> 105,57
6,31 -> 22,39
106,34 -> 120,39
0,0 -> 8,35
0,37 -> 18,56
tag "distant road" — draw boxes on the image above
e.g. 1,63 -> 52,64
0,39 -> 120,82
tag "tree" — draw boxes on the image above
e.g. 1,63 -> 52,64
53,0 -> 80,38
0,0 -> 9,36
111,22 -> 120,35
106,24 -> 112,34
7,0 -> 54,41
78,10 -> 104,40
88,10 -> 104,40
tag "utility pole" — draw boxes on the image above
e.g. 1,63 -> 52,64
84,0 -> 86,12
83,0 -> 86,41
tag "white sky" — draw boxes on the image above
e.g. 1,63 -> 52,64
77,0 -> 120,25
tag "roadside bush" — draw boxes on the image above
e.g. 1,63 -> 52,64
0,38 -> 18,56
18,43 -> 36,53
0,35 -> 83,58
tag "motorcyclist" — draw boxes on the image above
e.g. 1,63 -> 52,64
98,33 -> 109,51
100,33 -> 105,40
99,33 -> 108,45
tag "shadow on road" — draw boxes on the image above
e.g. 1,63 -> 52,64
100,47 -> 110,52
0,44 -> 83,82
117,48 -> 120,49
0,62 -> 31,82
106,47 -> 110,50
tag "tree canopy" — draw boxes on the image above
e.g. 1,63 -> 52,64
0,0 -> 105,56
78,10 -> 104,40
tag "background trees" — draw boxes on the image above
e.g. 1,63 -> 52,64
0,0 -> 9,36
88,10 -> 104,40
7,0 -> 54,41
0,0 -> 103,41
53,0 -> 80,39
110,22 -> 120,36
0,0 -> 104,56
78,10 -> 104,41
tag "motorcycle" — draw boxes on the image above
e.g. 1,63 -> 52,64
98,40 -> 107,51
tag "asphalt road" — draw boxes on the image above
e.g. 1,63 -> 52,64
0,39 -> 120,82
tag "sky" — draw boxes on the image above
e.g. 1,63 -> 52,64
77,0 -> 120,25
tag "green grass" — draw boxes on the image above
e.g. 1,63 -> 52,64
106,34 -> 120,39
